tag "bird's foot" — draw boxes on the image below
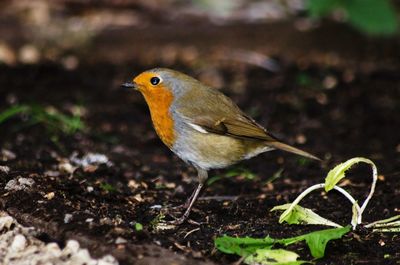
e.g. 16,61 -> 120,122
155,216 -> 200,231
152,212 -> 190,230
160,205 -> 187,222
155,181 -> 205,228
156,204 -> 201,228
171,201 -> 190,210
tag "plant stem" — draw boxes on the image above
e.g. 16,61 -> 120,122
358,159 -> 378,223
280,183 -> 361,229
365,215 -> 400,228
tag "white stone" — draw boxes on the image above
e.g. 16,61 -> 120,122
0,165 -> 10,174
11,234 -> 27,252
115,237 -> 127,244
0,216 -> 14,230
65,240 -> 80,253
64,214 -> 73,224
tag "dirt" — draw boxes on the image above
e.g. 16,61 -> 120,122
1,19 -> 400,265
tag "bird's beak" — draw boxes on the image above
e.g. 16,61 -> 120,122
121,81 -> 137,90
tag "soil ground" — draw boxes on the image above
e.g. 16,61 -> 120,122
1,20 -> 400,265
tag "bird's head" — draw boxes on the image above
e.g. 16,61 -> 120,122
122,68 -> 201,99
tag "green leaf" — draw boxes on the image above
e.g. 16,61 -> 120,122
280,226 -> 351,259
0,105 -> 30,124
344,0 -> 398,35
271,204 -> 341,227
244,249 -> 307,265
206,175 -> 223,185
0,104 -> 85,135
215,235 -> 275,257
99,182 -> 117,192
207,167 -> 257,185
266,168 -> 284,184
302,226 -> 350,258
307,0 -> 339,17
135,222 -> 143,231
31,105 -> 85,134
215,226 -> 350,260
307,0 -> 398,35
325,157 -> 375,192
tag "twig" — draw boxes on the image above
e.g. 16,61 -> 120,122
184,228 -> 200,239
198,196 -> 239,201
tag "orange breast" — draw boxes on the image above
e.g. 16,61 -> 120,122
141,86 -> 176,148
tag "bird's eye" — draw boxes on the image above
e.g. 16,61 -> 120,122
150,77 -> 160,86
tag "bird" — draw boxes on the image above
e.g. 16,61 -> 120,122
122,68 -> 320,225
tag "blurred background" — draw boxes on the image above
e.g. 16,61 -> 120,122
1,0 -> 399,158
1,1 -> 400,264
1,0 -> 399,67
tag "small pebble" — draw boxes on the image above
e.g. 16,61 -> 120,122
19,178 -> 35,187
0,216 -> 14,230
19,45 -> 40,64
1,149 -> 16,161
70,153 -> 112,167
65,240 -> 80,253
5,177 -> 35,191
44,170 -> 60,177
0,213 -> 118,264
45,242 -> 62,256
133,194 -> 143,202
295,134 -> 307,144
115,237 -> 127,244
11,234 -> 27,252
323,75 -> 338,89
44,192 -> 55,200
99,255 -> 118,265
128,180 -> 140,189
0,165 -> 10,174
165,182 -> 176,189
64,214 -> 73,224
73,249 -> 92,262
316,93 -> 328,105
99,217 -> 113,226
61,55 -> 79,70
59,160 -> 76,174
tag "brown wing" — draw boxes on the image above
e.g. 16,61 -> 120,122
188,114 -> 320,160
192,114 -> 278,142
175,84 -> 320,160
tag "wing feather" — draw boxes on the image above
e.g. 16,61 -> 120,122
192,115 -> 278,142
174,85 -> 320,160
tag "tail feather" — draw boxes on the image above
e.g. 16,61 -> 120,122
268,141 -> 321,161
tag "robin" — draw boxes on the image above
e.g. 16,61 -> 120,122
122,68 -> 319,225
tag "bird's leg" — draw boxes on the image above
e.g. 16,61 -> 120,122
166,168 -> 208,225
